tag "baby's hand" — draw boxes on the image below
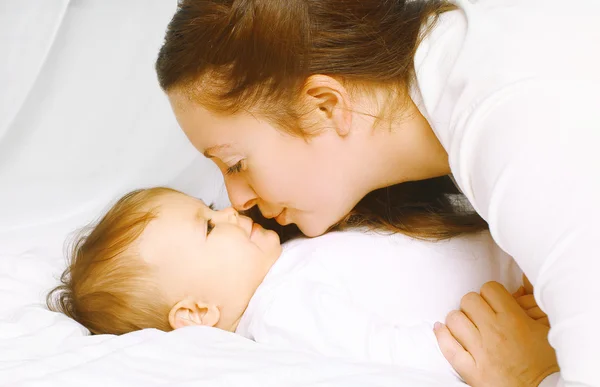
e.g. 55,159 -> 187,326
512,275 -> 549,326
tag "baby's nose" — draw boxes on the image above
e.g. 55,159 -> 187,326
212,207 -> 240,224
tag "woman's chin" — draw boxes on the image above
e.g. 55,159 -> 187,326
297,220 -> 331,238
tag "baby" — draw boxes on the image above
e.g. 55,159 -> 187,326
48,187 -> 524,381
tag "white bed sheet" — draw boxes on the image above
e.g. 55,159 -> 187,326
1,308 -> 464,387
0,1 -> 465,386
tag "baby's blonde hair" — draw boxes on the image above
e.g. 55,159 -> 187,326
47,187 -> 179,335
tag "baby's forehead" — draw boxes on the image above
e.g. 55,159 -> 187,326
153,191 -> 207,210
135,217 -> 170,267
136,194 -> 206,253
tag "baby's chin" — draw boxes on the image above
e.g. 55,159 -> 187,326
265,239 -> 283,267
252,230 -> 282,269
256,226 -> 282,250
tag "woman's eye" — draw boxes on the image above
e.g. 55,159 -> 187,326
207,220 -> 215,235
226,161 -> 243,175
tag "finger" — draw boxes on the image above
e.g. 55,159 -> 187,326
480,281 -> 526,316
434,322 -> 475,376
512,286 -> 526,298
516,294 -> 537,309
460,292 -> 495,329
523,274 -> 534,294
445,310 -> 481,353
537,317 -> 550,327
526,306 -> 547,320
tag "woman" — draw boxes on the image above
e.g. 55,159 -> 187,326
154,1 -> 600,386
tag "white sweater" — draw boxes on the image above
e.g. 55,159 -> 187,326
411,1 -> 600,386
236,230 -> 522,384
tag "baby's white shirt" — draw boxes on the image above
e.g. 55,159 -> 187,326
236,230 -> 521,381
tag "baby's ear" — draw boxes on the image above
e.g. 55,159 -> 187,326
168,299 -> 220,330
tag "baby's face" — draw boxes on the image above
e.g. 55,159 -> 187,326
137,191 -> 281,330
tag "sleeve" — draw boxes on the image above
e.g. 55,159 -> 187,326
247,278 -> 461,382
449,79 -> 600,387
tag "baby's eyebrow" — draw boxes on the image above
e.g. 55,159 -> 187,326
195,203 -> 215,222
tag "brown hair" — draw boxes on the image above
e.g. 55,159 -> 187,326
247,177 -> 487,243
156,0 -> 487,240
155,0 -> 456,130
46,188 -> 177,335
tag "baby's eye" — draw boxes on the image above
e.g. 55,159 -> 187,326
207,219 -> 215,235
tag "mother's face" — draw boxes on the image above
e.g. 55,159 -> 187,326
168,91 -> 367,237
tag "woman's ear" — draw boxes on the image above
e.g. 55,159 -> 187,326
168,299 -> 221,330
301,75 -> 352,137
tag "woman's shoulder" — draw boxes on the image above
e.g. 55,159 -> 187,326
414,0 -> 600,143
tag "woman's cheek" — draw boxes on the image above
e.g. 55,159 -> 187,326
250,168 -> 295,203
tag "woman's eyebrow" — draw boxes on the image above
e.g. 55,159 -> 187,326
203,144 -> 230,158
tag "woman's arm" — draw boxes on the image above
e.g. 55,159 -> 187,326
444,79 -> 600,386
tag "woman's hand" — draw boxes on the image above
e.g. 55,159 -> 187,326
434,281 -> 559,387
512,276 -> 549,326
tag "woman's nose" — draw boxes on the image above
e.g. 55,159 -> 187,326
225,176 -> 258,211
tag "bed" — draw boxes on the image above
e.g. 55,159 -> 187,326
0,2 -> 471,386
